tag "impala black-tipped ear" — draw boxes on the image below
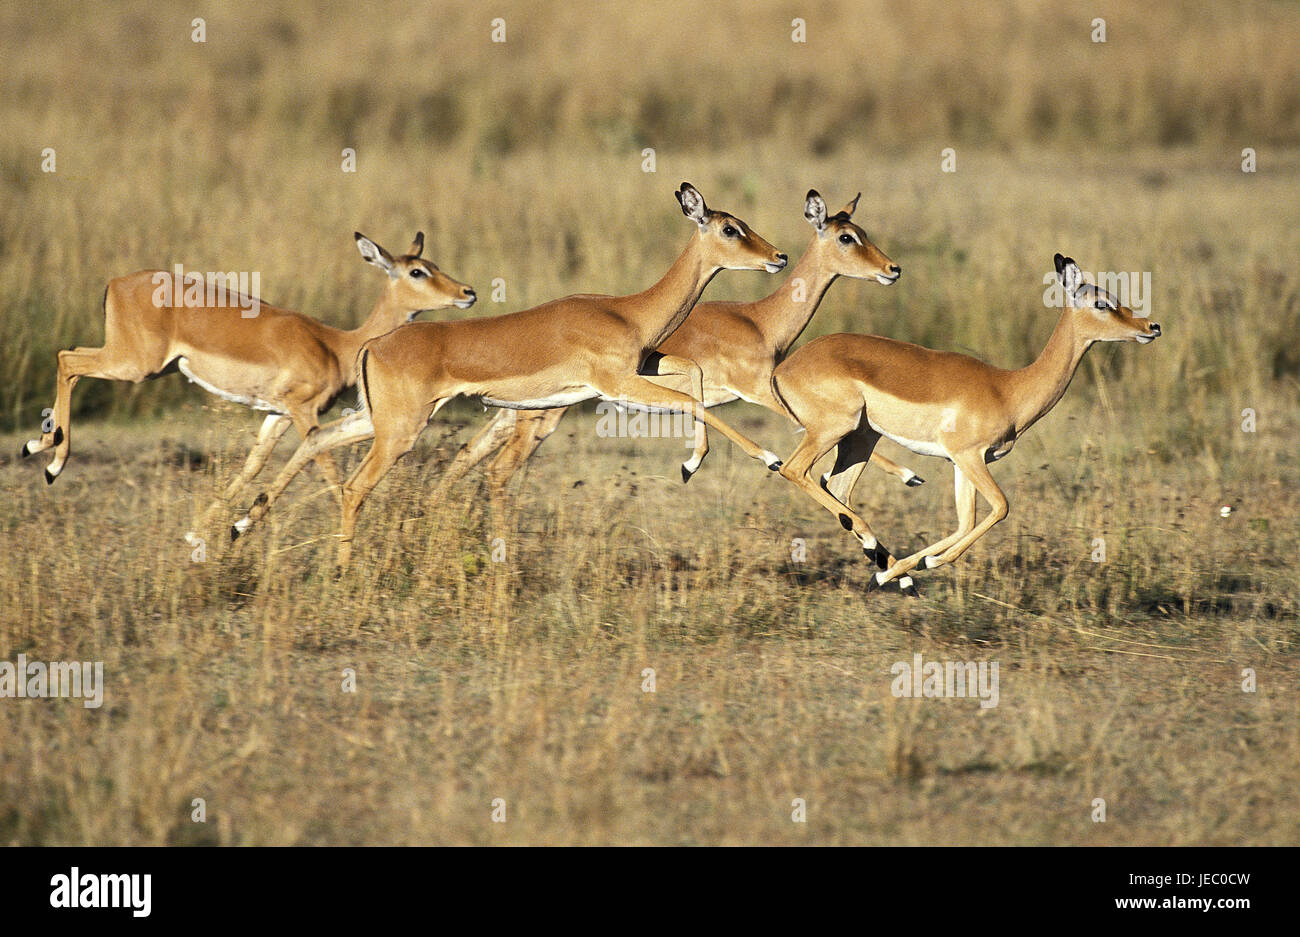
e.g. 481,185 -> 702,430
1055,254 -> 1084,299
804,190 -> 828,231
408,231 -> 424,258
356,233 -> 397,276
839,192 -> 861,217
676,183 -> 708,226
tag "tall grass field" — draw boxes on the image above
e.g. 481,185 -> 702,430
0,0 -> 1297,845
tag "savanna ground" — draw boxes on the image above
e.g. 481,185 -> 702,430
1,0 -> 1297,845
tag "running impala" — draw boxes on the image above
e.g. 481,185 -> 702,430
234,183 -> 789,569
771,253 -> 1161,594
425,189 -> 919,504
21,233 -> 475,537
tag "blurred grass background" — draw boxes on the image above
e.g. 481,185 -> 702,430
2,0 -> 1299,430
1,0 -> 1298,845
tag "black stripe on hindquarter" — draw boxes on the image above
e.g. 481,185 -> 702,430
359,348 -> 372,419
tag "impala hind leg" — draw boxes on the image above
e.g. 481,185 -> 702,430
27,346 -> 153,483
821,440 -> 924,494
868,452 -> 925,487
871,454 -> 1005,589
778,424 -> 912,593
816,428 -> 916,595
637,353 -> 715,481
602,375 -> 782,472
821,428 -> 874,509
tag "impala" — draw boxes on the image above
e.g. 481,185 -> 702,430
21,233 -> 475,536
771,254 -> 1160,593
424,189 -> 921,504
234,183 -> 789,568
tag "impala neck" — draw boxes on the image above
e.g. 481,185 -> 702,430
633,233 -> 719,350
335,293 -> 409,382
748,239 -> 837,355
1007,310 -> 1093,434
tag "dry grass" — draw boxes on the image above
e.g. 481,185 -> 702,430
1,392 -> 1296,844
0,0 -> 1298,845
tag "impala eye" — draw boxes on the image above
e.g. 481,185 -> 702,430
838,233 -> 854,245
722,225 -> 738,238
410,268 -> 427,279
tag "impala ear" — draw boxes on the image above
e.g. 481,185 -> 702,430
804,190 -> 828,232
676,183 -> 709,227
408,232 -> 424,258
838,192 -> 861,218
1055,253 -> 1084,301
356,233 -> 397,276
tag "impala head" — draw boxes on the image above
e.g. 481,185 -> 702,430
356,231 -> 477,321
1055,253 -> 1161,344
804,190 -> 901,285
675,182 -> 786,273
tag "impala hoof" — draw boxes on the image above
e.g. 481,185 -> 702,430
905,474 -> 925,488
230,525 -> 241,542
20,441 -> 31,458
231,515 -> 252,541
767,460 -> 782,472
681,465 -> 693,484
865,570 -> 886,593
43,467 -> 56,485
899,576 -> 920,598
862,542 -> 889,569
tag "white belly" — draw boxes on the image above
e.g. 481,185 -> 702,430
177,357 -> 281,412
865,416 -> 950,460
481,389 -> 595,410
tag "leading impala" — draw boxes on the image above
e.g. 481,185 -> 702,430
20,233 -> 475,536
771,254 -> 1161,593
234,183 -> 789,568
424,189 -> 921,505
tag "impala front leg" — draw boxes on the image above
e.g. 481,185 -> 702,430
428,407 -> 518,507
189,414 -> 292,538
232,410 -> 374,539
336,404 -> 436,571
870,455 -> 1005,589
483,407 -> 567,498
